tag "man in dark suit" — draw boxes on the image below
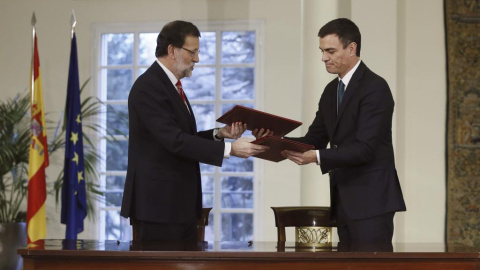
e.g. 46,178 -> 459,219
256,18 -> 406,243
120,20 -> 267,242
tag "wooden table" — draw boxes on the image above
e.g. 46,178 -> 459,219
18,240 -> 480,270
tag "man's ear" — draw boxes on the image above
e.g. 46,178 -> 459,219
349,42 -> 357,56
167,44 -> 176,59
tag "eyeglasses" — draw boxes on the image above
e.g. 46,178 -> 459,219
181,47 -> 200,57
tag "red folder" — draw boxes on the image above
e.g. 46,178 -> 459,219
217,105 -> 315,162
251,136 -> 315,162
216,105 -> 302,137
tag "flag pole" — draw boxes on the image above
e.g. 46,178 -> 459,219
31,12 -> 36,104
62,9 -> 87,240
27,11 -> 48,244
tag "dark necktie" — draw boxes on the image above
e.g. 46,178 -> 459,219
337,80 -> 345,113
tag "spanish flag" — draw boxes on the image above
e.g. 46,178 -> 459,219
27,33 -> 49,244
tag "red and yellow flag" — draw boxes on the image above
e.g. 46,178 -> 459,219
27,33 -> 49,244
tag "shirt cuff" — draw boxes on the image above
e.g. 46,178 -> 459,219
224,142 -> 231,158
316,150 -> 321,165
213,128 -> 223,141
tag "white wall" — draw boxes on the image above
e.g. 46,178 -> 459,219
0,0 -> 446,243
399,0 -> 447,242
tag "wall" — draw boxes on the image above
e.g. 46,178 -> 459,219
400,0 -> 447,242
0,0 -> 446,243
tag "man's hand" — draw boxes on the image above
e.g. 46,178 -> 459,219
252,128 -> 274,139
231,138 -> 269,158
282,149 -> 317,165
218,122 -> 247,139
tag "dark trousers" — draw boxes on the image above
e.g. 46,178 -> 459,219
337,211 -> 395,243
334,185 -> 395,243
133,220 -> 198,242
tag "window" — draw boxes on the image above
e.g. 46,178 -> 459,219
93,21 -> 264,242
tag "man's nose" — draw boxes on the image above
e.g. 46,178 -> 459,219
321,53 -> 328,62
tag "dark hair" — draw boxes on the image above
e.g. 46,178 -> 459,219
155,20 -> 201,57
318,18 -> 361,57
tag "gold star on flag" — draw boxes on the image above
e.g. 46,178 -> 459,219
70,132 -> 78,145
76,114 -> 81,124
78,171 -> 84,183
72,152 -> 79,165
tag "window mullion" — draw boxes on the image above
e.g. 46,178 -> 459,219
214,29 -> 223,242
133,31 -> 139,79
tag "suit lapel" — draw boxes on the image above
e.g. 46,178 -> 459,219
333,62 -> 367,131
184,95 -> 197,133
152,62 -> 197,133
327,82 -> 338,134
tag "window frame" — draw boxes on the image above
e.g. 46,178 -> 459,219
92,20 -> 265,241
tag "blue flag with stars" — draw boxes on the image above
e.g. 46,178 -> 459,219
61,33 -> 87,240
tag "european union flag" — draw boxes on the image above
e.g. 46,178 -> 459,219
61,33 -> 87,240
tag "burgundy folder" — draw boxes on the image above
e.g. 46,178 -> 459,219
251,136 -> 315,162
217,105 -> 315,162
216,105 -> 302,137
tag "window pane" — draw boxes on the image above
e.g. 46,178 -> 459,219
138,68 -> 147,77
105,192 -> 123,207
222,68 -> 254,100
106,140 -> 128,171
202,176 -> 214,208
191,104 -> 215,131
183,67 -> 215,100
104,210 -> 132,241
107,104 -> 128,135
221,103 -> 253,114
103,33 -> 134,65
105,175 -> 126,190
199,32 -> 216,65
205,212 -> 214,241
221,176 -> 253,209
221,156 -> 253,172
221,213 -> 253,241
138,33 -> 157,65
105,69 -> 133,100
200,164 -> 214,173
222,31 -> 255,64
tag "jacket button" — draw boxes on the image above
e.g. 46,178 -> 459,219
333,145 -> 338,149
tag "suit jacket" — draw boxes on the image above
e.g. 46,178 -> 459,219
290,61 -> 406,221
120,61 -> 224,224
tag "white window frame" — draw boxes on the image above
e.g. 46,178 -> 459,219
92,20 -> 265,241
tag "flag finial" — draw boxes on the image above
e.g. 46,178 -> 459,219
70,10 -> 76,38
31,12 -> 37,27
